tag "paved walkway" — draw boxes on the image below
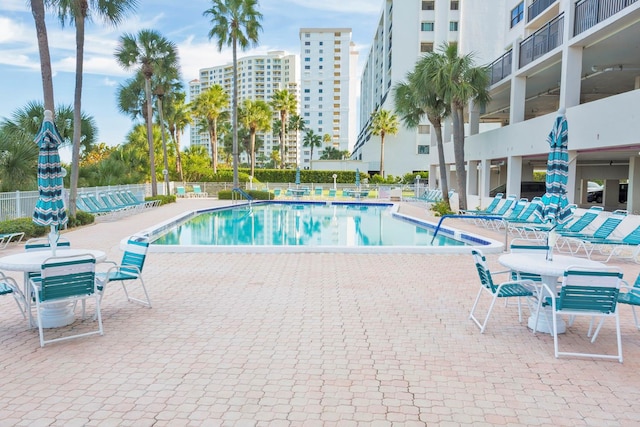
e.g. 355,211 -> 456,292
1,198 -> 640,426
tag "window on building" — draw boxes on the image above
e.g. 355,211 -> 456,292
305,49 -> 310,54
319,97 -> 323,101
304,89 -> 310,93
318,89 -> 323,93
304,104 -> 310,109
422,1 -> 435,10
420,42 -> 434,53
421,22 -> 435,31
318,120 -> 323,124
304,65 -> 310,70
418,125 -> 430,134
511,2 -> 524,27
304,57 -> 310,62
319,41 -> 323,45
418,145 -> 430,154
334,32 -> 340,36
305,33 -> 310,38
319,65 -> 323,69
304,41 -> 310,46
304,96 -> 310,101
450,1 -> 459,10
449,21 -> 458,31
304,112 -> 310,117
318,112 -> 323,116
319,57 -> 323,61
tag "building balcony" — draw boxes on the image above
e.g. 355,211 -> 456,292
519,14 -> 564,68
574,0 -> 638,35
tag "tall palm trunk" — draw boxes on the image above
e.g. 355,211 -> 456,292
144,74 -> 158,196
452,106 -> 467,210
69,4 -> 87,218
231,37 -> 239,188
280,112 -> 286,169
209,118 -> 218,173
379,132 -> 386,178
169,123 -> 184,182
31,0 -> 54,112
431,117 -> 450,206
250,130 -> 256,177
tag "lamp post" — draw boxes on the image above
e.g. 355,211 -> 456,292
332,174 -> 337,190
249,175 -> 253,190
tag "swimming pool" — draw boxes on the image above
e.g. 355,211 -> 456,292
139,201 -> 502,253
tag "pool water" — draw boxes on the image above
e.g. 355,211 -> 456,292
151,202 -> 468,249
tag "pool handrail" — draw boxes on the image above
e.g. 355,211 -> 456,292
431,214 -> 506,247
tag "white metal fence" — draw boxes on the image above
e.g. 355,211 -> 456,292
0,184 -> 150,222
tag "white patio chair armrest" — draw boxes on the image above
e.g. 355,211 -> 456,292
106,264 -> 142,277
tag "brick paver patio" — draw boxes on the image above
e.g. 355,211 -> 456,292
1,198 -> 639,426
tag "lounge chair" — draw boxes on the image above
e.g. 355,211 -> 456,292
534,266 -> 623,362
273,188 -> 282,197
469,249 -> 539,333
192,185 -> 208,198
579,224 -> 640,263
0,232 -> 25,249
556,210 -> 627,256
460,193 -> 503,215
619,273 -> 640,330
328,189 -> 337,198
518,205 -> 601,240
176,186 -> 188,198
314,187 -> 323,197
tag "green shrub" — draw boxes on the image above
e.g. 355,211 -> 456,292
67,210 -> 95,228
0,218 -> 47,239
147,195 -> 176,206
430,200 -> 454,217
218,190 -> 274,200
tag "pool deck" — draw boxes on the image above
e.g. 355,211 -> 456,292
1,198 -> 640,426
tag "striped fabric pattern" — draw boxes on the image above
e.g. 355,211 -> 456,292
32,112 -> 68,228
535,110 -> 573,226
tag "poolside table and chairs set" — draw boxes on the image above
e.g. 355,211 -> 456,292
0,236 -> 151,347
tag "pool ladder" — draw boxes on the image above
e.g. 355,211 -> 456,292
232,188 -> 254,205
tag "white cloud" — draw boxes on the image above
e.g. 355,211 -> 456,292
102,77 -> 118,87
279,0 -> 380,14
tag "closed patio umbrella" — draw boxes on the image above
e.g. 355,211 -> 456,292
32,110 -> 68,255
295,167 -> 301,187
355,168 -> 360,189
536,108 -> 573,226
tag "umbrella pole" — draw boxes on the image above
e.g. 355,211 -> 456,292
48,225 -> 58,256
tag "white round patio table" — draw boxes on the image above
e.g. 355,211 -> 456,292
498,253 -> 605,334
0,248 -> 106,328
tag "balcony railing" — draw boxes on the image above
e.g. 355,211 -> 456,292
489,49 -> 513,85
519,14 -> 564,68
528,0 -> 557,22
574,0 -> 638,35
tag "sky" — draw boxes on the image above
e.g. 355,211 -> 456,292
0,0 -> 381,160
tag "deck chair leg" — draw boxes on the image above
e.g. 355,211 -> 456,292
632,306 -> 640,330
590,317 -> 606,343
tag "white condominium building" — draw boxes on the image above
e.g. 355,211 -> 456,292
299,28 -> 358,168
189,51 -> 299,167
354,0 -> 463,178
463,0 -> 640,213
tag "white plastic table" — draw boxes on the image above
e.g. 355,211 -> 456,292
498,253 -> 606,333
0,249 -> 106,328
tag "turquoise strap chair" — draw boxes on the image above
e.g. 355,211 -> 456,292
469,249 -> 539,333
534,266 -> 623,362
1,271 -> 26,319
618,274 -> 640,330
96,238 -> 151,308
30,253 -> 103,347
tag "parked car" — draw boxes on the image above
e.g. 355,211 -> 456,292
587,183 -> 627,203
489,181 -> 546,201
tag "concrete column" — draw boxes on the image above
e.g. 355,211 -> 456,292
468,101 -> 480,135
429,163 -> 438,190
509,37 -> 525,124
629,156 -> 640,214
559,1 -> 582,110
506,156 -> 523,197
468,160 -> 479,196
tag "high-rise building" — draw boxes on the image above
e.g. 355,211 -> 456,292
354,0 -> 465,178
189,51 -> 299,167
299,28 -> 358,168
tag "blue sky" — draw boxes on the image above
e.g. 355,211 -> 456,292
0,0 -> 380,159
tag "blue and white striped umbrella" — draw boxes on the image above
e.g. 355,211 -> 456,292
33,110 -> 68,231
295,167 -> 301,186
535,109 -> 573,226
355,168 -> 360,188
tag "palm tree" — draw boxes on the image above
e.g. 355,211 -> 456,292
323,133 -> 331,145
302,129 -> 322,164
56,0 -> 138,215
30,0 -> 55,112
419,42 -> 490,210
288,113 -> 305,164
239,99 -> 272,176
270,89 -> 297,169
115,29 -> 179,196
189,84 -> 230,174
166,93 -> 191,182
394,65 -> 451,207
204,0 -> 263,188
369,109 -> 399,179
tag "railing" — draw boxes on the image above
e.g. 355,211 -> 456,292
0,183 -> 149,222
528,0 -> 557,22
489,49 -> 513,85
574,0 -> 638,35
232,188 -> 254,204
519,14 -> 564,68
